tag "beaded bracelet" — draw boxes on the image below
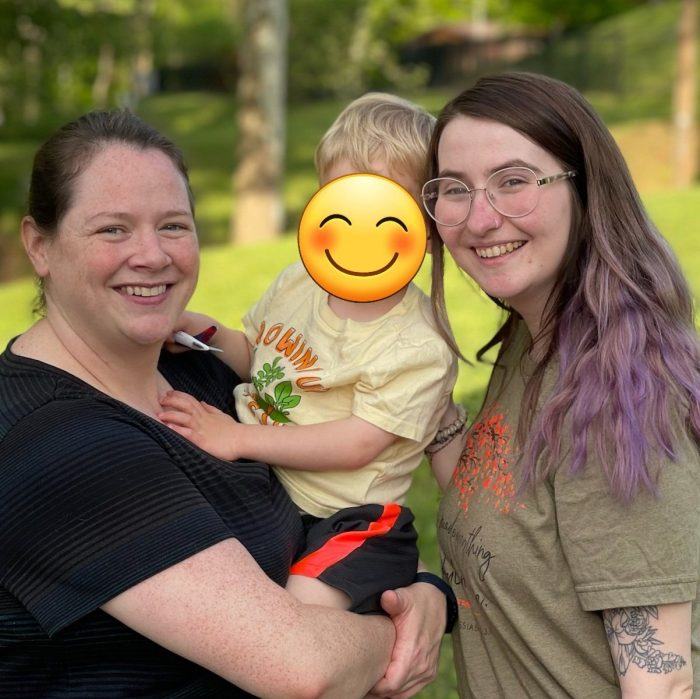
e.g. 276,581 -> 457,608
425,404 -> 467,455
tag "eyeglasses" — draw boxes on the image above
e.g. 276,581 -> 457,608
421,167 -> 577,226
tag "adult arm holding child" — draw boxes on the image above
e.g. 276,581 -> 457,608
425,399 -> 468,491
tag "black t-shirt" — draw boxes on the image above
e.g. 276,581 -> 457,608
0,343 -> 305,697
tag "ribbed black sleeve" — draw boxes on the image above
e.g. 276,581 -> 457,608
1,398 -> 235,636
0,344 -> 304,697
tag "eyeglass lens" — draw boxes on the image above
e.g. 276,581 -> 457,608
423,167 -> 540,225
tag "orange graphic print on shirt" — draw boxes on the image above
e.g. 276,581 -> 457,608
452,408 -> 525,515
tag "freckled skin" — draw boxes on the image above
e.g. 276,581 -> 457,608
298,173 -> 427,302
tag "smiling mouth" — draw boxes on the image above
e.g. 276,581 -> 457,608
325,250 -> 399,276
115,283 -> 171,297
474,241 -> 526,259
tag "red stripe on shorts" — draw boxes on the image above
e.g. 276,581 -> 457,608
290,503 -> 402,578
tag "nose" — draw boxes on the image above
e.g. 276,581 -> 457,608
464,189 -> 503,238
128,229 -> 172,270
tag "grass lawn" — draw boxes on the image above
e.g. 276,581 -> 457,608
0,185 -> 697,696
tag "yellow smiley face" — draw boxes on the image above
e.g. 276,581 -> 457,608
297,173 -> 427,302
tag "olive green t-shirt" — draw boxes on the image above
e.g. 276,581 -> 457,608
439,321 -> 699,698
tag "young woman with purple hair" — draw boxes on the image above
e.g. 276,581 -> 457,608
424,72 -> 699,697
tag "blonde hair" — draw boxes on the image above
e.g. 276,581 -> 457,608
315,92 -> 435,186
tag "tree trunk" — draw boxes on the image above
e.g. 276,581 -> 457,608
231,0 -> 288,244
17,16 -> 44,125
129,0 -> 156,106
673,0 -> 697,188
92,42 -> 116,109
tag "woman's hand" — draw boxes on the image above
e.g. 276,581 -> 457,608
368,581 -> 445,698
158,390 -> 240,460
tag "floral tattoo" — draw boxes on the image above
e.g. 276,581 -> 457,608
603,606 -> 686,675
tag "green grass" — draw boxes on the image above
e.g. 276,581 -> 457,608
1,186 -> 698,697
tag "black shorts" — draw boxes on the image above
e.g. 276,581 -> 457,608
289,503 -> 418,614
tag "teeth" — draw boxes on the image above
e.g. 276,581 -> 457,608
124,284 -> 167,297
475,241 -> 524,259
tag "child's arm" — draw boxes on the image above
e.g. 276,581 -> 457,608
173,311 -> 253,380
428,401 -> 467,491
158,390 -> 397,469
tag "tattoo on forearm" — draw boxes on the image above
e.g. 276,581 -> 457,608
603,606 -> 686,676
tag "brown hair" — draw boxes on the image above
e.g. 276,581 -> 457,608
27,109 -> 194,314
428,72 -> 699,500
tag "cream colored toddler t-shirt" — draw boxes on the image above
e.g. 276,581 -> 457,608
233,262 -> 457,517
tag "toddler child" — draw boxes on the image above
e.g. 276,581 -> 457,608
159,93 -> 461,613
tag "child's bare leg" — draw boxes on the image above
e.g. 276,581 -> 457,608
286,574 -> 352,609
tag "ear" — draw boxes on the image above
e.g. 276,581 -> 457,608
21,216 -> 51,278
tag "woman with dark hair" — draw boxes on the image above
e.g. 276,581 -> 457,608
0,109 -> 447,698
425,73 -> 699,697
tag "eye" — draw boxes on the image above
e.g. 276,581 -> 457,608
440,182 -> 469,197
160,222 -> 192,237
491,176 -> 529,193
98,226 -> 126,238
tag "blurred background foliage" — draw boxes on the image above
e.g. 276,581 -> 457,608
0,0 -> 690,279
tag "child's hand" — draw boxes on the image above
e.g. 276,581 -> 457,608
158,390 -> 239,460
165,311 -> 219,353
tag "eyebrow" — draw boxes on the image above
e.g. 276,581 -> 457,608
320,213 -> 351,227
438,159 -> 544,180
376,216 -> 408,232
84,210 -> 192,224
160,210 -> 193,218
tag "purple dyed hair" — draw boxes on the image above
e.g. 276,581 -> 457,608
429,72 -> 700,502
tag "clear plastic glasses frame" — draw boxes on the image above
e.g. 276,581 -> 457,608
421,167 -> 577,226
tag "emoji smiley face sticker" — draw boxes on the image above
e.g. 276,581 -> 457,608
298,173 -> 427,302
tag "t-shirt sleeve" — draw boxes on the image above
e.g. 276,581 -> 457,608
0,399 -> 233,637
352,338 -> 457,442
554,436 -> 699,611
241,263 -> 303,344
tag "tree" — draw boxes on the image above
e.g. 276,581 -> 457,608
232,0 -> 287,243
128,0 -> 157,106
673,0 -> 697,188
